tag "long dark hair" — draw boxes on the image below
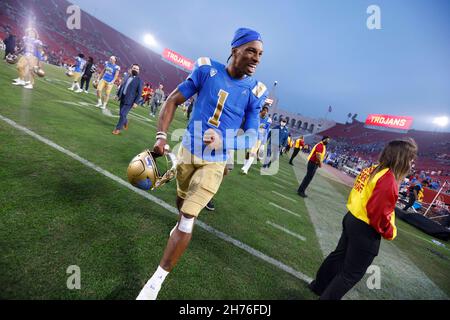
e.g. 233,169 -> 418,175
371,138 -> 418,181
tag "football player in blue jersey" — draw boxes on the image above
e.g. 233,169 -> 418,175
68,53 -> 86,92
12,27 -> 42,90
96,55 -> 120,112
241,104 -> 272,174
136,28 -> 268,300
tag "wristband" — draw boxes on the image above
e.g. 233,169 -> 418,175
156,131 -> 167,140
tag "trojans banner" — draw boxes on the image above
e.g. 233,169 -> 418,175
162,48 -> 194,72
365,114 -> 413,133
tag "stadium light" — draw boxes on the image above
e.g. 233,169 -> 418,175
144,34 -> 158,48
433,116 -> 449,127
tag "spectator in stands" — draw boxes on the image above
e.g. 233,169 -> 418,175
150,83 -> 165,117
297,136 -> 331,198
80,56 -> 95,93
308,138 -> 418,300
403,180 -> 429,212
430,180 -> 440,190
3,32 -> 16,60
112,64 -> 143,135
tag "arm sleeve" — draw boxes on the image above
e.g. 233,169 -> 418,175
366,173 -> 398,240
315,144 -> 323,156
134,80 -> 143,104
177,61 -> 208,100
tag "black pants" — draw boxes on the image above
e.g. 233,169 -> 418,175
310,212 -> 380,300
403,192 -> 416,211
297,161 -> 318,194
289,148 -> 300,164
80,74 -> 92,90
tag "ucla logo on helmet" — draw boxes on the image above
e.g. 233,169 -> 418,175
145,156 -> 153,167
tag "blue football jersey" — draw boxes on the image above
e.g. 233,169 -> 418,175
178,57 -> 268,162
74,56 -> 86,73
102,61 -> 120,83
23,36 -> 42,57
258,115 -> 272,143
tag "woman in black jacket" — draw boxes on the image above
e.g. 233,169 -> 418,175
80,56 -> 95,93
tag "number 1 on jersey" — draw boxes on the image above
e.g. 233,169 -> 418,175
208,89 -> 229,127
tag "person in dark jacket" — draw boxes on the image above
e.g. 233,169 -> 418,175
80,56 -> 95,93
112,64 -> 143,135
3,32 -> 16,60
262,118 -> 289,168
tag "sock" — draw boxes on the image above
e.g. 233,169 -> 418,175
149,266 -> 169,287
103,102 -> 107,108
97,98 -> 102,105
242,156 -> 255,171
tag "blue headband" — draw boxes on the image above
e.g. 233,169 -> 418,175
231,28 -> 262,48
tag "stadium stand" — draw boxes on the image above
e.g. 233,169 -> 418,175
319,120 -> 450,181
317,120 -> 449,225
0,0 -> 188,91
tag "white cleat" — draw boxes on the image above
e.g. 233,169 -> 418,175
84,90 -> 89,93
241,169 -> 248,175
24,84 -> 33,90
75,89 -> 83,93
136,281 -> 160,300
68,87 -> 74,91
102,108 -> 113,116
12,80 -> 26,86
12,78 -> 22,82
95,103 -> 102,108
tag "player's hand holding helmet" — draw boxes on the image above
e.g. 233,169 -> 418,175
6,53 -> 18,64
92,79 -> 99,89
33,65 -> 45,77
128,134 -> 177,191
65,68 -> 74,77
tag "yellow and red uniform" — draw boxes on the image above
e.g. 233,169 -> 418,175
346,165 -> 398,240
308,141 -> 326,164
287,136 -> 293,148
294,138 -> 304,149
142,87 -> 151,102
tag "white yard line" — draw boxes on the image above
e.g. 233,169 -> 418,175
0,114 -> 313,284
272,190 -> 298,203
273,183 -> 287,189
270,174 -> 296,185
266,221 -> 306,241
269,202 -> 302,219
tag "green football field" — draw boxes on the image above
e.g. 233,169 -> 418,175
0,58 -> 449,300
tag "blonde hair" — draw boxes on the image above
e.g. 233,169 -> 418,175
371,138 -> 418,181
25,28 -> 38,39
